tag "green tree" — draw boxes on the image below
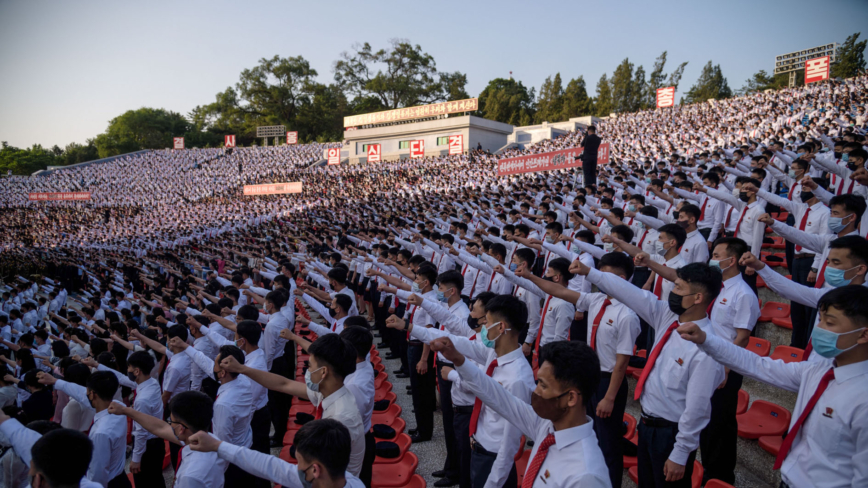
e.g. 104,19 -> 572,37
561,76 -> 593,119
477,78 -> 536,126
831,32 -> 867,79
334,39 -> 468,110
736,69 -> 797,95
94,108 -> 190,157
59,141 -> 100,166
684,61 -> 733,104
610,58 -> 637,113
0,142 -> 61,175
594,73 -> 613,117
296,84 -> 351,143
633,65 -> 646,110
644,51 -> 688,108
534,73 -> 564,123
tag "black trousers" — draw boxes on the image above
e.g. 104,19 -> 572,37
453,406 -> 473,488
470,442 -> 518,488
392,303 -> 409,374
436,361 -> 459,478
269,349 -> 294,442
373,292 -> 391,343
699,371 -> 743,485
360,431 -> 375,488
133,437 -> 166,488
637,419 -> 696,488
408,342 -> 435,439
224,462 -> 257,487
107,471 -> 132,488
698,227 -> 711,241
789,257 -> 815,349
588,374 -> 628,488
569,312 -> 588,343
742,268 -> 758,296
582,156 -> 597,187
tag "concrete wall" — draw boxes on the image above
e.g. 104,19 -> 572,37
506,116 -> 600,149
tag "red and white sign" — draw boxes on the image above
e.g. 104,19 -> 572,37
367,144 -> 381,163
656,87 -> 676,108
448,135 -> 463,155
327,148 -> 341,165
286,131 -> 298,144
243,182 -> 303,196
409,140 -> 425,158
224,135 -> 236,148
173,137 -> 185,150
28,192 -> 92,202
497,147 -> 582,176
598,143 -> 610,165
805,56 -> 830,84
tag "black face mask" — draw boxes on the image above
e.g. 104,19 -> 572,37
847,162 -> 859,172
834,151 -> 843,159
739,191 -> 750,203
328,308 -> 337,318
799,191 -> 815,203
667,291 -> 694,315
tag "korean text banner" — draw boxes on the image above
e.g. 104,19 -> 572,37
243,182 -> 303,196
497,148 -> 583,176
344,98 -> 478,128
28,192 -> 92,201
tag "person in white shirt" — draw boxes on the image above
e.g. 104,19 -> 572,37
0,412 -> 104,488
673,204 -> 710,265
570,259 -> 724,487
677,284 -> 868,488
59,363 -> 96,432
36,370 -> 131,488
107,390 -> 228,488
188,418 -> 366,488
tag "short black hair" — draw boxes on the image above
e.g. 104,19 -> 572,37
679,204 -> 701,222
547,257 -> 575,283
817,285 -> 868,327
610,224 -> 634,243
308,334 -> 357,380
676,263 -> 723,303
127,351 -> 155,375
340,326 -> 374,361
599,252 -> 635,280
217,345 -> 245,377
236,305 -> 260,321
327,268 -> 348,285
87,371 -> 119,402
711,237 -> 748,264
484,295 -> 528,334
539,341 -> 600,408
31,428 -> 93,486
829,235 -> 868,265
334,294 -> 353,314
64,363 -> 92,386
436,270 -> 464,292
266,289 -> 288,309
294,419 -> 352,478
167,324 -> 188,342
169,391 -> 213,433
415,263 -> 439,287
513,248 -> 536,267
236,320 -> 263,345
658,223 -> 687,248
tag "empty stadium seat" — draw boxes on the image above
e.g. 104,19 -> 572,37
759,301 -> 790,322
623,431 -> 639,469
737,389 -> 749,415
623,413 -> 637,440
758,434 -> 784,456
372,403 -> 403,425
374,433 -> 412,464
279,444 -> 298,464
515,450 -> 530,487
772,317 -> 793,329
401,474 -> 427,488
371,451 -> 419,487
704,480 -> 736,488
746,337 -> 771,357
737,400 -> 791,439
770,345 -> 805,363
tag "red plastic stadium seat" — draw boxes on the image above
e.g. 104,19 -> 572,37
372,403 -> 402,425
279,444 -> 298,465
746,337 -> 771,357
375,385 -> 394,402
628,460 -> 702,487
401,474 -> 427,488
374,433 -> 412,464
163,440 -> 171,470
758,434 -> 784,456
705,480 -> 736,488
378,391 -> 397,407
759,301 -> 790,322
514,436 -> 526,462
737,389 -> 749,415
770,345 -> 805,363
737,400 -> 791,439
373,417 -> 406,437
515,450 -> 530,487
623,431 -> 639,468
772,317 -> 793,329
775,212 -> 789,222
623,413 -> 637,440
371,452 -> 419,487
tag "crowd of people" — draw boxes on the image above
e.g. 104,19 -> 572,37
0,74 -> 867,488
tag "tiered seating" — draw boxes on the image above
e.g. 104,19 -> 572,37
736,400 -> 791,439
758,301 -> 790,323
769,345 -> 805,363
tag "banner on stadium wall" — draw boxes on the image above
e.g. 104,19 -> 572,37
497,143 -> 611,176
448,135 -> 463,155
343,98 -> 479,127
225,135 -> 236,148
805,56 -> 830,84
287,131 -> 298,144
598,143 -> 610,165
173,137 -> 185,150
243,182 -> 303,196
656,87 -> 675,108
367,144 -> 381,162
28,192 -> 92,201
410,140 -> 425,158
327,148 -> 341,165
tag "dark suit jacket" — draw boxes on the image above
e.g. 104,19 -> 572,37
581,133 -> 601,157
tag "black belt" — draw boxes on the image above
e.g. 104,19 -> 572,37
436,360 -> 453,368
794,254 -> 815,260
600,371 -> 613,379
454,405 -> 474,414
470,439 -> 497,456
408,340 -> 424,346
640,413 -> 678,429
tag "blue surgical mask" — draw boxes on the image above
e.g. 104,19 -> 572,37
842,153 -> 850,162
545,236 -> 554,244
709,256 -> 734,273
509,263 -> 518,272
304,367 -> 324,392
828,214 -> 854,234
788,170 -> 797,178
411,282 -> 422,293
628,204 -> 636,212
480,321 -> 508,348
567,221 -> 574,229
823,265 -> 862,287
811,326 -> 866,358
436,290 -> 449,303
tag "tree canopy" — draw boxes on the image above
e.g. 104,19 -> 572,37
684,61 -> 733,104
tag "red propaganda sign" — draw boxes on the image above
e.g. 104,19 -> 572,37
656,87 -> 675,108
598,143 -> 611,165
448,135 -> 463,155
805,56 -> 830,84
173,137 -> 185,150
497,147 -> 582,176
327,148 -> 341,165
224,135 -> 236,148
286,131 -> 298,145
367,144 -> 381,163
243,182 -> 303,196
28,192 -> 92,202
410,140 -> 425,158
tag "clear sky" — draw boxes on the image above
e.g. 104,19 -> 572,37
1,0 -> 865,149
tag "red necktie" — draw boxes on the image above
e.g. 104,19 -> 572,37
521,433 -> 556,488
698,197 -> 708,222
314,403 -> 324,420
653,264 -> 667,299
787,182 -> 798,200
724,207 -> 734,229
468,359 -> 498,437
634,320 -> 679,400
590,299 -> 611,350
638,230 -> 648,248
535,295 -> 554,354
795,208 -> 811,252
733,206 -> 748,238
814,262 -> 827,289
773,368 -> 835,470
406,306 -> 417,339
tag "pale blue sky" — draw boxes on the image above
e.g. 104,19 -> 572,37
1,0 -> 865,148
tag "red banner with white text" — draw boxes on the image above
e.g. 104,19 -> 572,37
243,182 -> 303,196
29,192 -> 92,201
497,144 -> 610,176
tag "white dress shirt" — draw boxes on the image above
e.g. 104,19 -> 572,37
575,293 -> 641,373
699,334 -> 868,488
680,229 -> 709,264
649,254 -> 686,302
307,386 -> 366,477
176,436 -> 228,488
501,269 -> 575,347
260,311 -> 290,370
163,349 -> 192,399
60,397 -> 96,432
709,274 -> 760,342
345,360 -> 376,431
190,335 -> 219,391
